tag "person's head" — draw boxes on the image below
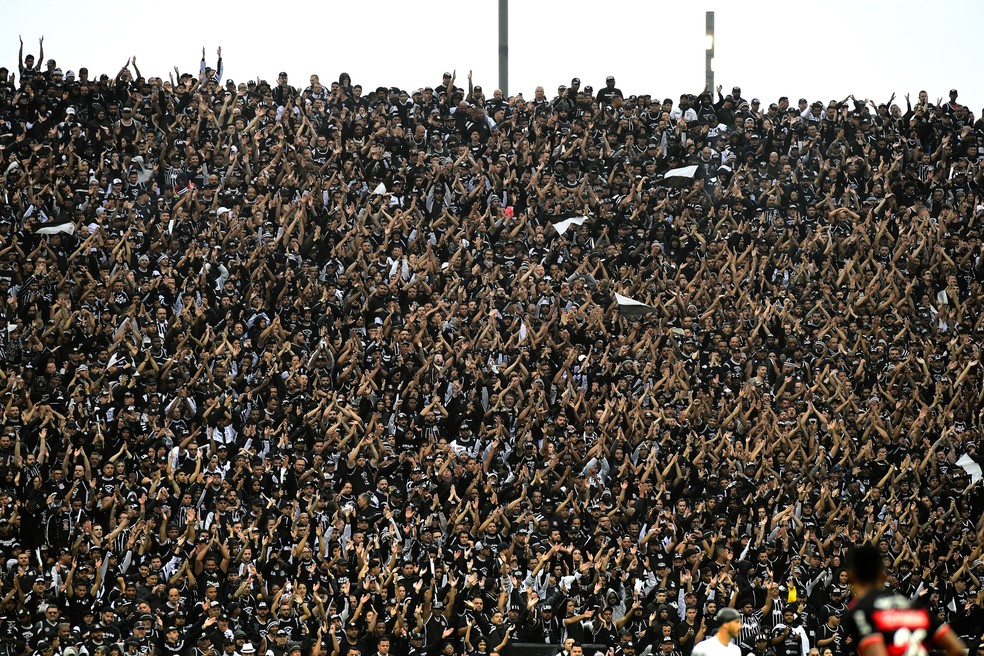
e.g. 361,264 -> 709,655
715,607 -> 742,640
847,543 -> 884,592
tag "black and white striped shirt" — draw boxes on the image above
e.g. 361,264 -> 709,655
738,610 -> 768,651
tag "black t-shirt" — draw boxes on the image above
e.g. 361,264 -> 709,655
816,622 -> 845,656
842,589 -> 949,656
341,460 -> 376,495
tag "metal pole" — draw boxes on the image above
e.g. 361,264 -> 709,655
705,11 -> 715,94
499,0 -> 508,96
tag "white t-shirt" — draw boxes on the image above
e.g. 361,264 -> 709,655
691,636 -> 742,656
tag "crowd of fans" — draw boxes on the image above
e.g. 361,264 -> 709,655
0,37 -> 984,656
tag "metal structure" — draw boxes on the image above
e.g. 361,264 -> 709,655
705,11 -> 715,94
499,0 -> 508,96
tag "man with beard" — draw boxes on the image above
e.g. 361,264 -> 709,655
693,609 -> 743,656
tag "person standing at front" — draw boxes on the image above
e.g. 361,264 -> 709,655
693,609 -> 744,656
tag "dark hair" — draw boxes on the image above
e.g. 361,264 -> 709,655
847,543 -> 883,584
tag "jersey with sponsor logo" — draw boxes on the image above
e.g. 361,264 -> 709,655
841,589 -> 951,656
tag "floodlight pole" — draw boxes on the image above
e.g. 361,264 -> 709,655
499,0 -> 508,96
705,11 -> 715,94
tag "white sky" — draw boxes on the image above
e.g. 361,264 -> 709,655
2,0 -> 981,115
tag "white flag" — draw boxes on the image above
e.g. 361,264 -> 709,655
518,321 -> 528,343
551,215 -> 588,236
615,292 -> 658,317
36,222 -> 76,235
662,165 -> 698,180
956,454 -> 982,485
372,182 -> 387,195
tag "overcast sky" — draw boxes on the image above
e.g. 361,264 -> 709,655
2,0 -> 981,114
